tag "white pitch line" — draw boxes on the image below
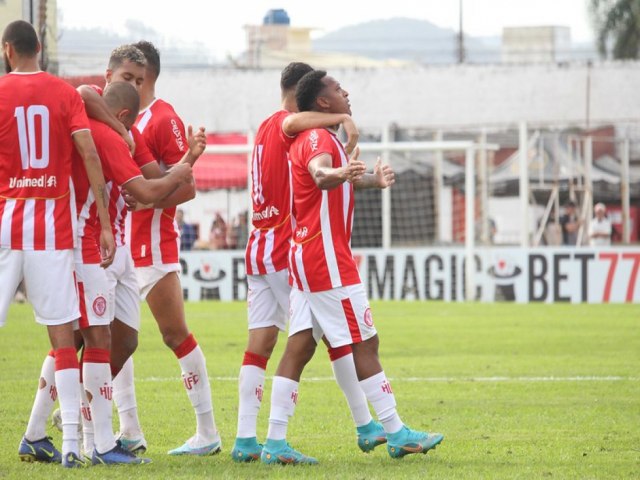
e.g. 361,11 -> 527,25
140,375 -> 639,383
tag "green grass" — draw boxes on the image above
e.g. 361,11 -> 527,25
0,301 -> 639,479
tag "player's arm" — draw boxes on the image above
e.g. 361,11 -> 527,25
123,163 -> 193,205
129,162 -> 195,209
72,130 -> 115,267
352,149 -> 396,190
283,113 -> 359,154
77,85 -> 135,154
308,150 -> 366,190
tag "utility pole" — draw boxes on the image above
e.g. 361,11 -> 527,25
38,0 -> 48,71
457,0 -> 465,63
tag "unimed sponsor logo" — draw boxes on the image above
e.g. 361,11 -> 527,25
252,205 -> 280,221
9,174 -> 57,188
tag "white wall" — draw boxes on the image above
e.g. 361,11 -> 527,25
157,62 -> 640,132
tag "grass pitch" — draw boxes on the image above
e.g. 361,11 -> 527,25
0,301 -> 638,479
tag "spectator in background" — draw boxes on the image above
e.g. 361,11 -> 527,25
176,208 -> 198,251
227,211 -> 249,250
560,200 -> 582,246
589,202 -> 612,247
209,213 -> 228,250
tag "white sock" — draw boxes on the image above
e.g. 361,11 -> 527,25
25,352 -> 56,441
54,348 -> 81,457
359,371 -> 403,434
80,382 -> 94,455
237,364 -> 266,438
175,335 -> 217,442
83,350 -> 115,454
266,376 -> 299,441
330,351 -> 373,427
113,357 -> 142,438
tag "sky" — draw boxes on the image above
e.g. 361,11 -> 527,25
57,0 -> 594,60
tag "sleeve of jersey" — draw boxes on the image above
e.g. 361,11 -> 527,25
100,136 -> 143,186
130,126 -> 155,168
302,130 -> 334,168
157,114 -> 188,166
277,112 -> 296,147
68,87 -> 91,134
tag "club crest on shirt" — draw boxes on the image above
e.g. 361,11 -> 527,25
308,130 -> 319,152
363,307 -> 374,327
295,226 -> 308,240
92,296 -> 107,316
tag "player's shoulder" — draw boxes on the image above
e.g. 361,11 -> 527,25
150,98 -> 180,118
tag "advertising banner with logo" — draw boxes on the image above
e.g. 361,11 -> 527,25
179,248 -> 640,303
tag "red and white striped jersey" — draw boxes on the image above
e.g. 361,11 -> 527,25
0,72 -> 90,250
73,119 -> 142,263
245,110 -> 296,275
129,98 -> 187,266
107,126 -> 155,248
288,128 -> 360,292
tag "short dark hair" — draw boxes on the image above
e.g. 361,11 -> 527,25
280,62 -> 313,92
103,81 -> 140,126
565,200 -> 576,208
295,70 -> 327,112
108,44 -> 146,71
2,20 -> 38,57
132,40 -> 160,79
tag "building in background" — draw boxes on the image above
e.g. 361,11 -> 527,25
502,26 -> 572,64
0,0 -> 58,73
241,8 -> 409,69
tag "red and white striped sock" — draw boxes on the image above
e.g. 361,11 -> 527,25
54,347 -> 81,456
236,351 -> 268,438
328,345 -> 373,427
25,351 -> 57,441
174,333 -> 218,442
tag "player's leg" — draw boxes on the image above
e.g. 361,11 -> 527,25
261,289 -> 320,465
144,270 -> 220,455
232,272 -> 286,462
108,246 -> 146,453
340,284 -> 444,459
23,250 -> 86,467
77,264 -> 149,465
323,338 -> 386,452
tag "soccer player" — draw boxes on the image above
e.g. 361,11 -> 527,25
232,62 -> 385,462
260,70 -> 444,464
123,40 -> 220,456
76,44 -> 200,453
71,81 -> 193,464
1,20 -> 115,468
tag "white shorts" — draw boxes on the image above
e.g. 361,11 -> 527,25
0,249 -> 79,327
247,270 -> 290,331
73,258 -> 114,330
135,263 -> 181,300
105,245 -> 140,331
289,283 -> 377,348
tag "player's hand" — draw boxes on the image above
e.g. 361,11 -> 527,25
345,146 -> 366,183
170,163 -> 194,184
121,131 -> 136,156
342,117 -> 359,155
99,227 -> 116,268
187,125 -> 207,159
122,188 -> 138,211
373,156 -> 395,189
